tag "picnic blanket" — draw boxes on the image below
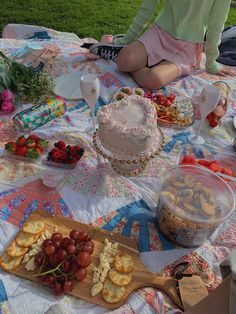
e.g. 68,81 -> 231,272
0,24 -> 235,314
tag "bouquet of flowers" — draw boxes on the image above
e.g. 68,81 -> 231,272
0,51 -> 54,113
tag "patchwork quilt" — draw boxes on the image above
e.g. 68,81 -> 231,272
0,24 -> 235,314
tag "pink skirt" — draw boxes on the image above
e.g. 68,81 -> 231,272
138,24 -> 203,76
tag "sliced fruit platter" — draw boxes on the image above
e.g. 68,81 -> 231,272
177,144 -> 236,187
0,211 -> 182,309
113,87 -> 194,128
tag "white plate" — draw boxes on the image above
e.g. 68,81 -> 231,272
54,71 -> 83,100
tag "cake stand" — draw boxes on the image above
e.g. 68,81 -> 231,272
93,127 -> 165,176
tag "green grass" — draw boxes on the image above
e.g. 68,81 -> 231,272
0,0 -> 235,40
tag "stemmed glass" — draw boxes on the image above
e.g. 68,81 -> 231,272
188,84 -> 221,145
80,74 -> 100,133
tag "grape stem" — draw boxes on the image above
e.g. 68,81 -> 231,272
55,272 -> 74,278
32,261 -> 64,277
33,230 -> 96,279
38,256 -> 46,274
88,227 -> 98,239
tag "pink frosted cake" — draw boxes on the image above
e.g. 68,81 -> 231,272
95,95 -> 163,161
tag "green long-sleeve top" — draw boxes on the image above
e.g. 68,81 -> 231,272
114,0 -> 231,74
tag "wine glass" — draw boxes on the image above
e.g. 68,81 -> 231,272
80,74 -> 100,133
188,84 -> 221,145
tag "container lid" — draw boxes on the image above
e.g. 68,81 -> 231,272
159,165 -> 235,224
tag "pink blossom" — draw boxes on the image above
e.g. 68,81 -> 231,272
1,100 -> 15,113
0,89 -> 15,101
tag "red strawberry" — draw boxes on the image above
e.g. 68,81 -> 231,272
157,95 -> 166,105
50,148 -> 58,154
36,145 -> 43,153
144,91 -> 152,99
209,161 -> 221,172
51,149 -> 62,160
26,138 -> 36,148
181,155 -> 196,165
15,146 -> 27,157
156,94 -> 163,103
16,136 -> 27,146
36,139 -> 48,152
69,146 -> 77,155
5,142 -> 17,152
168,93 -> 176,102
26,148 -> 39,159
74,145 -> 81,152
60,151 -> 67,160
209,119 -> 219,128
35,147 -> 42,155
221,167 -> 233,176
57,141 -> 66,150
28,134 -> 41,141
164,99 -> 172,106
197,160 -> 211,167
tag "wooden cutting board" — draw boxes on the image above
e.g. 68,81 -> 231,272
1,211 -> 183,310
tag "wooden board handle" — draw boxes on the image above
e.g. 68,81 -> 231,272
132,275 -> 183,310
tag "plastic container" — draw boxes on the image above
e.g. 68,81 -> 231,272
177,144 -> 236,189
42,140 -> 85,170
2,135 -> 49,164
157,165 -> 235,247
2,150 -> 42,163
42,160 -> 78,170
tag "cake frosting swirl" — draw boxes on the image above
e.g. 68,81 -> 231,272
96,95 -> 163,160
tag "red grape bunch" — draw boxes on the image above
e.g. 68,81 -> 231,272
33,229 -> 94,297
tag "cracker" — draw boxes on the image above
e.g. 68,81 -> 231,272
102,279 -> 125,303
109,268 -> 132,286
114,252 -> 134,273
15,231 -> 41,248
183,175 -> 196,187
22,221 -> 45,234
199,194 -> 216,217
165,186 -> 178,196
0,252 -> 23,271
7,240 -> 29,257
160,191 -> 176,204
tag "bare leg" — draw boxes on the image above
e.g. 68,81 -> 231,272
131,60 -> 179,90
116,41 -> 148,72
116,41 -> 179,89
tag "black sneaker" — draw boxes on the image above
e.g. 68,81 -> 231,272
89,43 -> 123,62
